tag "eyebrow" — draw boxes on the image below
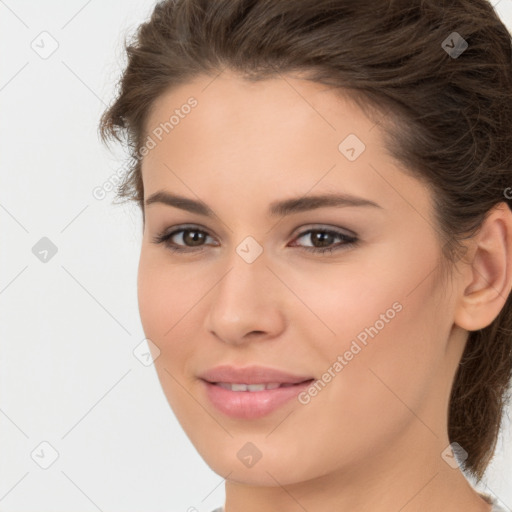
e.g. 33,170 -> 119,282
144,190 -> 382,217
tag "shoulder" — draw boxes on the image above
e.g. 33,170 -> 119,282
491,503 -> 510,512
478,492 -> 509,512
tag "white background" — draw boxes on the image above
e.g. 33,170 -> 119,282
1,1 -> 511,511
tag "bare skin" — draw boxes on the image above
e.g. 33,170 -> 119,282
137,69 -> 512,512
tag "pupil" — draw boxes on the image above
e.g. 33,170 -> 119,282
313,231 -> 333,247
185,230 -> 204,246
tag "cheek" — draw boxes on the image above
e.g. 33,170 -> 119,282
279,257 -> 402,349
338,284 -> 444,429
137,250 -> 191,354
137,255 -> 166,337
137,252 -> 200,411
137,244 -> 196,328
291,289 -> 443,473
297,251 -> 445,411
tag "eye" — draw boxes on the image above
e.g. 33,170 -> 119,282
290,227 -> 359,254
152,225 -> 217,253
151,225 -> 359,255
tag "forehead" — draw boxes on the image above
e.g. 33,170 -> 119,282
143,71 -> 375,176
140,71 -> 432,220
143,70 -> 377,149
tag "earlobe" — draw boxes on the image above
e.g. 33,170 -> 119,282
454,202 -> 512,332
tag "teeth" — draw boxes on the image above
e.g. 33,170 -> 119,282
216,382 -> 282,392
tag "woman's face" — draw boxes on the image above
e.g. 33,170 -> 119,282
137,71 -> 467,486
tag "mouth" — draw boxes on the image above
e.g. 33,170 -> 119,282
200,378 -> 316,419
205,379 -> 315,392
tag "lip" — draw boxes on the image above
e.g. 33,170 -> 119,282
198,365 -> 314,385
200,379 -> 314,419
198,365 -> 315,419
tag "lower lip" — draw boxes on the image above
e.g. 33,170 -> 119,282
200,379 -> 314,419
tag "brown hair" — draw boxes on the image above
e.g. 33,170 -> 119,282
99,0 -> 512,482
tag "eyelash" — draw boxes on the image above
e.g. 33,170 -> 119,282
151,224 -> 359,255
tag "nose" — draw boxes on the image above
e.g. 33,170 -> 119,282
203,249 -> 286,346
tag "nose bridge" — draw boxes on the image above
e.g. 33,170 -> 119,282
204,237 -> 284,342
215,238 -> 269,311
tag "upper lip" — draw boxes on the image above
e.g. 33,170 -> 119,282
199,365 -> 314,385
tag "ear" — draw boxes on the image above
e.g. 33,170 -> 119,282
454,202 -> 512,331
